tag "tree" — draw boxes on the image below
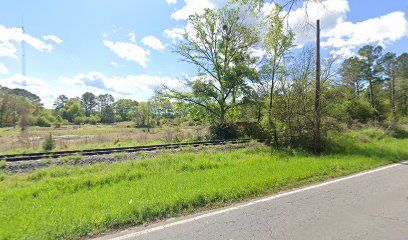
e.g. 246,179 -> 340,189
262,5 -> 294,147
339,57 -> 363,96
81,92 -> 97,117
115,99 -> 137,121
59,98 -> 85,123
168,6 -> 258,124
395,53 -> 408,116
53,95 -> 68,111
18,99 -> 30,131
358,45 -> 383,111
380,52 -> 397,120
97,94 -> 115,123
134,101 -> 152,129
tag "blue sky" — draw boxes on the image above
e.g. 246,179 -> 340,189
0,0 -> 407,108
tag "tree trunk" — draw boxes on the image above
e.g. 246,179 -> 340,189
268,69 -> 279,148
257,105 -> 262,124
368,79 -> 375,109
220,104 -> 226,124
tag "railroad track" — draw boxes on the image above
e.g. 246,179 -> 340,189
0,139 -> 265,162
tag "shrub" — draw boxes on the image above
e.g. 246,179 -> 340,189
209,123 -> 240,140
42,133 -> 56,152
236,122 -> 269,139
36,116 -> 52,127
73,116 -> 87,125
88,115 -> 101,125
345,98 -> 375,124
54,115 -> 63,128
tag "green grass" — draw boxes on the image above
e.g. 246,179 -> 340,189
0,130 -> 407,239
0,123 -> 207,155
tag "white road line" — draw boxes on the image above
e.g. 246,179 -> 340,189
103,162 -> 405,240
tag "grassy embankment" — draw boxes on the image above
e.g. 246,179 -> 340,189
0,129 -> 407,239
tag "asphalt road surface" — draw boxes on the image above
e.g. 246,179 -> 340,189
98,161 -> 408,240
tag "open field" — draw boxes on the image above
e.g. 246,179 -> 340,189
0,123 -> 208,155
0,129 -> 407,239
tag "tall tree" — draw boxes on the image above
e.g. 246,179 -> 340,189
168,6 -> 258,124
339,57 -> 363,96
395,53 -> 408,116
358,45 -> 383,111
115,99 -> 138,121
262,5 -> 294,147
97,94 -> 115,123
380,52 -> 397,120
53,95 -> 68,111
81,92 -> 97,117
60,98 -> 85,123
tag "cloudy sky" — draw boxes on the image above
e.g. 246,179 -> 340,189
0,0 -> 407,108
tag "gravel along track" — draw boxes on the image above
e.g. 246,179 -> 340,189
1,141 -> 264,173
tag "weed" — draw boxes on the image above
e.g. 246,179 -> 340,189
0,132 -> 407,239
112,152 -> 128,159
59,155 -> 82,164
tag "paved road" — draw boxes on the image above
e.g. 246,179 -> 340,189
98,162 -> 408,240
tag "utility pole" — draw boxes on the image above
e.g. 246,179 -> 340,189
314,19 -> 321,153
390,66 -> 396,121
21,16 -> 27,86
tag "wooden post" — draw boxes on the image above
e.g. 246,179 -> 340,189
314,19 -> 321,153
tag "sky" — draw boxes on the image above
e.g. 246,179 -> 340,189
0,0 -> 407,108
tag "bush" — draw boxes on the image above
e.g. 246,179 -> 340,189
54,115 -> 63,128
36,116 -> 52,127
345,98 -> 376,124
73,116 -> 87,125
88,115 -> 101,125
42,133 -> 56,152
209,123 -> 240,140
236,122 -> 269,139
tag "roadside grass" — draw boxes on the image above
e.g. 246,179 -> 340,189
0,130 -> 407,239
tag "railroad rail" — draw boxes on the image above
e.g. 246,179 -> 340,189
0,139 -> 266,162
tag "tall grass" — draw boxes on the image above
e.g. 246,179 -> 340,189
0,130 -> 407,239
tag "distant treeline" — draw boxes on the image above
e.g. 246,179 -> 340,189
0,88 -> 196,129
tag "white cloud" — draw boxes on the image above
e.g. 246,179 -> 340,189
166,0 -> 177,4
0,72 -> 182,108
58,72 -> 183,105
164,27 -> 185,43
104,40 -> 150,68
141,36 -> 165,50
171,0 -> 215,20
286,0 -> 350,47
0,24 -> 55,58
129,32 -> 137,43
110,61 -> 118,67
322,11 -> 408,53
43,35 -> 63,44
283,0 -> 408,57
0,62 -> 8,75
